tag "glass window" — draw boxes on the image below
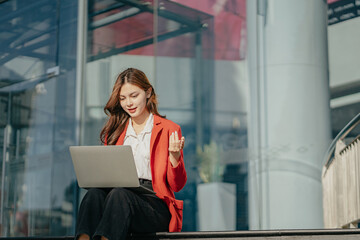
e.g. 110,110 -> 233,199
0,0 -> 78,236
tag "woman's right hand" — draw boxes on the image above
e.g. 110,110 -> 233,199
168,131 -> 185,166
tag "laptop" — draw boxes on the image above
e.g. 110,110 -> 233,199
69,145 -> 155,194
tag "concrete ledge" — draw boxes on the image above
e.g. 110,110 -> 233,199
130,229 -> 360,239
1,229 -> 360,240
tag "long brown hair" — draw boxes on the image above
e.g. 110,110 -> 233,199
100,68 -> 165,145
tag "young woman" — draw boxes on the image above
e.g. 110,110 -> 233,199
76,68 -> 187,240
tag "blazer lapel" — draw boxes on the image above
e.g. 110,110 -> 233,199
150,115 -> 163,156
150,115 -> 163,183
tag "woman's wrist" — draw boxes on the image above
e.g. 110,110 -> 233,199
169,152 -> 180,167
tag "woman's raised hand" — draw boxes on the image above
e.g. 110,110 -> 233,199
168,131 -> 185,166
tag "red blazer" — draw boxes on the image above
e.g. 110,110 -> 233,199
113,114 -> 187,232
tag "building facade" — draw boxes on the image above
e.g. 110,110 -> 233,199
0,0 -> 359,237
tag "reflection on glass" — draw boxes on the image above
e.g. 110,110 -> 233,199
0,0 -> 78,237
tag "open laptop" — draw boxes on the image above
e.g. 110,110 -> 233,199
69,145 -> 155,194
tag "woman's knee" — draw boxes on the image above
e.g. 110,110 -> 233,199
84,188 -> 107,202
107,188 -> 133,202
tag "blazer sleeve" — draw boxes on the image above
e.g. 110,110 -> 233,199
167,125 -> 187,192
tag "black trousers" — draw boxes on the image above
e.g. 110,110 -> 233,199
75,181 -> 171,240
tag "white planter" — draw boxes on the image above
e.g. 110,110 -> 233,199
197,182 -> 236,231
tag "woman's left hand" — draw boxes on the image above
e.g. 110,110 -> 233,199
169,131 -> 185,166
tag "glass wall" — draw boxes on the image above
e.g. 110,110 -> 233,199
0,0 -> 78,236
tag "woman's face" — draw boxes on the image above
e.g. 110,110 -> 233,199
119,82 -> 151,120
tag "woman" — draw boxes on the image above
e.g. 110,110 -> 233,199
76,68 -> 187,240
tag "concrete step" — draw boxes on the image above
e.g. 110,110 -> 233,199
1,229 -> 360,240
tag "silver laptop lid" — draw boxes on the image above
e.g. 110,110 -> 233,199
69,145 -> 140,188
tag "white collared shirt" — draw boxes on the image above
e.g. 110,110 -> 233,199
123,113 -> 153,180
